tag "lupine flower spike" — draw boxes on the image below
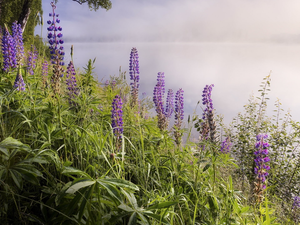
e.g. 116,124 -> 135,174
165,89 -> 174,119
174,88 -> 184,145
14,70 -> 26,91
292,196 -> 300,223
47,2 -> 65,94
201,84 -> 216,142
11,21 -> 24,66
66,61 -> 79,106
1,25 -> 17,72
129,47 -> 140,107
27,45 -> 38,75
253,134 -> 270,203
111,95 -> 123,151
153,72 -> 167,130
42,59 -> 49,88
220,137 -> 232,153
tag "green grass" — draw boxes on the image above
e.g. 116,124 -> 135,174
0,33 -> 299,224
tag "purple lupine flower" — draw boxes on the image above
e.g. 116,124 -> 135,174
48,2 -> 64,94
254,133 -> 270,202
165,89 -> 174,119
42,59 -> 48,87
26,45 -> 38,75
111,95 -> 123,150
1,26 -> 17,72
14,72 -> 26,91
220,137 -> 232,153
129,47 -> 140,107
200,84 -> 216,142
66,61 -> 79,105
111,80 -> 116,88
293,196 -> 300,209
11,21 -> 24,66
292,196 -> 300,222
174,88 -> 184,145
153,72 -> 167,130
174,89 -> 184,125
202,84 -> 214,118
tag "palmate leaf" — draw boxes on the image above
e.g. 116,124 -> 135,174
66,179 -> 96,194
62,166 -> 92,179
0,137 -> 31,150
128,212 -> 137,225
0,137 -> 44,188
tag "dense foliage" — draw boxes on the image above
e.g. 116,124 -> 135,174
1,2 -> 300,225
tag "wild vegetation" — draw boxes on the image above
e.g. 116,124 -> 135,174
1,2 -> 300,225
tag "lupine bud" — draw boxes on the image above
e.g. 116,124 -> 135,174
111,95 -> 123,151
129,47 -> 140,107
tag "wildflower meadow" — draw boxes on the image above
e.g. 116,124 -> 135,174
1,2 -> 300,225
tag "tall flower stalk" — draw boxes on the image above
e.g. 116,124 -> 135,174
292,196 -> 300,223
111,95 -> 123,151
129,47 -> 140,107
47,2 -> 65,94
253,134 -> 270,203
220,137 -> 232,153
1,25 -> 16,72
26,45 -> 38,75
153,72 -> 174,130
66,61 -> 79,106
174,88 -> 184,146
42,59 -> 48,88
200,84 -> 216,142
11,21 -> 24,66
13,69 -> 26,91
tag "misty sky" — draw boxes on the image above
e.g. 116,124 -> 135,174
44,0 -> 300,43
37,0 -> 300,126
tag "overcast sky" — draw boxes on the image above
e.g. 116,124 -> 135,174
38,0 -> 300,126
40,0 -> 300,43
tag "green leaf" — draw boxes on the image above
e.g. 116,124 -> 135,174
66,180 -> 96,194
0,146 -> 9,156
118,203 -> 134,212
101,178 -> 139,191
203,163 -> 211,172
240,206 -> 249,214
78,182 -> 96,221
128,212 -> 137,225
62,166 -> 92,179
9,170 -> 22,188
